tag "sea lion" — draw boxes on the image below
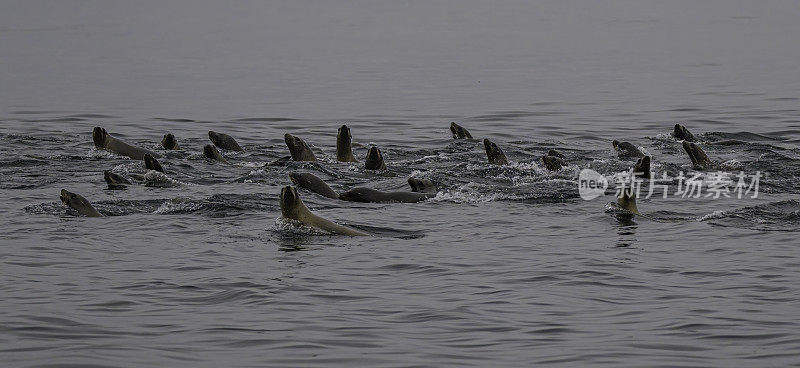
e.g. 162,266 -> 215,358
60,189 -> 103,217
280,186 -> 367,236
450,122 -> 473,139
203,144 -> 228,163
364,146 -> 386,170
289,172 -> 339,199
484,139 -> 508,165
284,133 -> 317,161
143,153 -> 165,173
161,133 -> 179,150
339,187 -> 435,203
541,155 -> 566,171
93,127 -> 159,160
616,188 -> 639,217
612,140 -> 645,159
673,123 -> 696,142
336,124 -> 357,162
208,131 -> 244,152
633,156 -> 651,179
682,141 -> 712,170
408,178 -> 437,193
104,170 -> 131,189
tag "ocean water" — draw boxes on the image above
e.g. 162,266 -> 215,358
2,1 -> 800,367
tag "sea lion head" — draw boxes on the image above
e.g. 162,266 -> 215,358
337,124 -> 352,146
288,172 -> 315,188
547,149 -> 564,158
161,133 -> 178,150
143,153 -> 164,173
60,189 -> 93,212
336,124 -> 356,161
612,140 -> 644,158
364,146 -> 385,170
208,131 -> 222,145
450,122 -> 473,139
673,123 -> 695,142
103,170 -> 130,187
408,177 -> 436,193
541,155 -> 565,171
203,144 -> 219,160
483,138 -> 508,165
280,185 -> 304,219
284,133 -> 313,160
633,156 -> 651,178
92,127 -> 108,148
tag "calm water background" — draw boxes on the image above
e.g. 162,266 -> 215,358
2,1 -> 800,367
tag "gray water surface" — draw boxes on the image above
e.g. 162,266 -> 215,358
2,1 -> 800,367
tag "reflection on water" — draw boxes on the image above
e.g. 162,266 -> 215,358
614,223 -> 638,248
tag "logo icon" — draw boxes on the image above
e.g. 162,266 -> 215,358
579,169 -> 608,200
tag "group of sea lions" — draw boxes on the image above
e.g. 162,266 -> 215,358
609,123 -> 720,216
62,122 -> 716,234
